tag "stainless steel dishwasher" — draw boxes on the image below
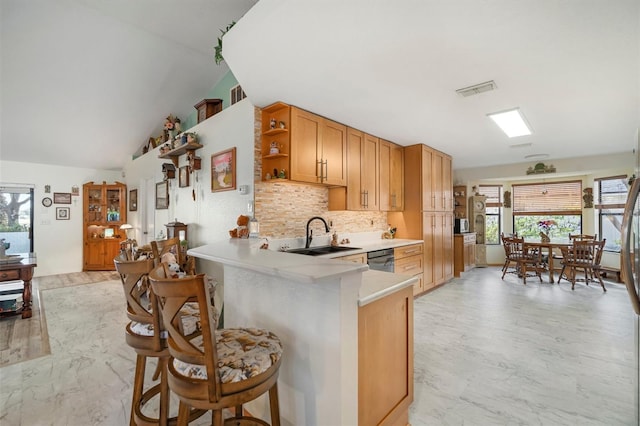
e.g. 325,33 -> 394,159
367,248 -> 394,272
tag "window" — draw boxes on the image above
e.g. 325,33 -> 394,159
230,84 -> 246,105
596,175 -> 627,252
512,180 -> 582,239
479,185 -> 501,245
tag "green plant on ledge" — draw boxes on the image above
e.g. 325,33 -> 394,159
214,21 -> 236,65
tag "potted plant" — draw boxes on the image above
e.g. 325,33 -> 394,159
214,21 -> 236,65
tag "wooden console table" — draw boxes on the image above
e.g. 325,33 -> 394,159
0,253 -> 37,319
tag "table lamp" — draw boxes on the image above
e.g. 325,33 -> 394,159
119,224 -> 133,240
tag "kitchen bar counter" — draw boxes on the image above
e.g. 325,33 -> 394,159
188,239 -> 416,425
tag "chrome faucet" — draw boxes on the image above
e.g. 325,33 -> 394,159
305,216 -> 330,248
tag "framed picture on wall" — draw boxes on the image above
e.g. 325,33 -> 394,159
155,181 -> 169,209
56,207 -> 70,220
211,147 -> 236,192
179,166 -> 190,188
129,189 -> 138,211
53,192 -> 72,204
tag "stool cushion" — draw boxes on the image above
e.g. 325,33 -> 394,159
129,303 -> 219,337
173,328 -> 283,383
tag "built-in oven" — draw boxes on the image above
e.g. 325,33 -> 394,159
367,248 -> 395,272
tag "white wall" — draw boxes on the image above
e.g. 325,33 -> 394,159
122,100 -> 256,278
0,161 -> 121,276
454,152 -> 634,268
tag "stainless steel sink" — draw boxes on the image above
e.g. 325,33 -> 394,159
286,245 -> 362,256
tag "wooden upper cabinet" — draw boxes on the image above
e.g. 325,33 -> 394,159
345,129 -> 379,210
290,107 -> 346,186
380,139 -> 404,211
321,118 -> 347,186
420,145 -> 453,212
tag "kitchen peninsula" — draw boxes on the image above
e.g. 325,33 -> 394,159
188,239 -> 417,425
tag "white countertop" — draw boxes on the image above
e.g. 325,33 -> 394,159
359,270 -> 417,306
188,238 -> 422,306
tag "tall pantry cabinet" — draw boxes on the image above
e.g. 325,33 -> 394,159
82,181 -> 127,271
388,144 -> 454,295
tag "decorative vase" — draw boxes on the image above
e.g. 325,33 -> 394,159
540,231 -> 550,243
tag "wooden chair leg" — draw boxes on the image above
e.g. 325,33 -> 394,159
159,357 -> 170,426
212,409 -> 224,426
234,404 -> 243,418
269,383 -> 281,426
131,354 -> 146,426
177,401 -> 190,426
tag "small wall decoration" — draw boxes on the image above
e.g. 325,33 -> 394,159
583,187 -> 594,208
211,147 -> 237,192
56,207 -> 70,220
503,190 -> 512,208
44,185 -> 51,193
156,181 -> 169,210
71,185 -> 79,196
129,189 -> 138,211
53,192 -> 72,204
179,166 -> 190,188
526,162 -> 556,175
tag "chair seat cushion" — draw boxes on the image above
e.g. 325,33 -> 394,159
173,328 -> 283,384
128,303 -> 219,337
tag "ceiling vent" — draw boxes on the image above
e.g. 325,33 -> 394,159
509,142 -> 533,149
456,80 -> 497,97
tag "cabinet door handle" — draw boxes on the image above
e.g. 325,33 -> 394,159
364,190 -> 369,208
403,249 -> 419,255
401,265 -> 418,271
323,160 -> 328,182
317,160 -> 324,182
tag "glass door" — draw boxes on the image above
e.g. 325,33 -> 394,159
0,186 -> 34,254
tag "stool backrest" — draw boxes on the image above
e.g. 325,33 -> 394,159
569,234 -> 597,241
148,265 -> 222,401
151,237 -> 183,266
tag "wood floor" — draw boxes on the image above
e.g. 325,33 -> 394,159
0,268 -> 636,425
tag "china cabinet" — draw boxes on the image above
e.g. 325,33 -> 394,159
83,181 -> 127,271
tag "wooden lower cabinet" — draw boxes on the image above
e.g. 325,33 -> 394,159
84,239 -> 121,270
454,233 -> 477,277
359,285 -> 413,426
394,243 -> 424,296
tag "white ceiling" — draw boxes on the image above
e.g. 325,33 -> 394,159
1,0 -> 639,172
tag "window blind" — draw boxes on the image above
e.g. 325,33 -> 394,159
478,185 -> 502,207
595,175 -> 628,209
512,180 -> 582,215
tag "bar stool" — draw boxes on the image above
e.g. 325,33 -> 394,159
149,264 -> 283,426
115,257 -> 171,426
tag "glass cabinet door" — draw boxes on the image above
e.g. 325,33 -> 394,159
106,189 -> 121,222
87,188 -> 102,222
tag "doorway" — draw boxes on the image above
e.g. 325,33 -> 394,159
0,185 -> 34,254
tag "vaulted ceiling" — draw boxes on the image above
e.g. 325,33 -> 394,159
2,0 -> 639,172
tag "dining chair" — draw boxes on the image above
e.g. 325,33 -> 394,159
568,233 -> 597,241
501,237 -> 544,284
558,239 -> 606,291
148,264 -> 283,426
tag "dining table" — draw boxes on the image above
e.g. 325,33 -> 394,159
523,240 -> 572,283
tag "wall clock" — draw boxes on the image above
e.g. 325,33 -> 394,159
42,197 -> 52,207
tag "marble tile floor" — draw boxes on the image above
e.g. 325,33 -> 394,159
410,268 -> 637,426
0,268 -> 636,425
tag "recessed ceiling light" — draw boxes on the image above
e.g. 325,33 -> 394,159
487,107 -> 532,138
524,153 -> 549,160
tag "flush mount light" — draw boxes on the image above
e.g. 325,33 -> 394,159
524,153 -> 549,160
487,107 -> 532,138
